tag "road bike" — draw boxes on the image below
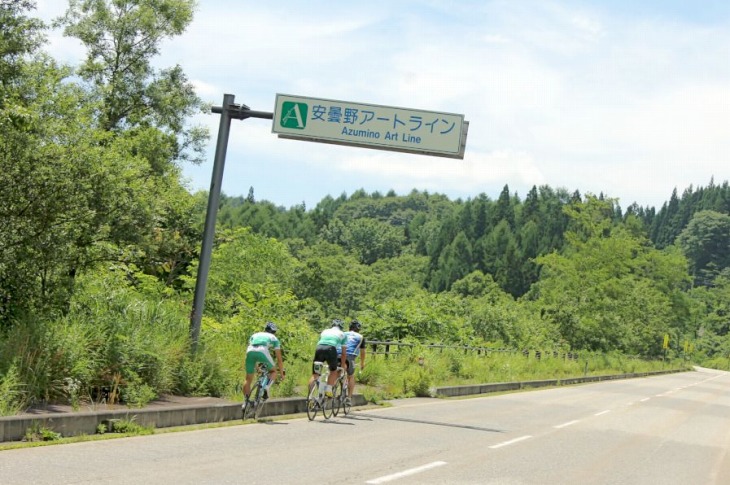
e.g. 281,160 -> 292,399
242,363 -> 270,420
307,361 -> 334,421
332,366 -> 351,417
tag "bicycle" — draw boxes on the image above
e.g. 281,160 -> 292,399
332,366 -> 351,417
242,363 -> 270,420
307,361 -> 334,421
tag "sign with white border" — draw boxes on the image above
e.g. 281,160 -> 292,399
272,94 -> 468,159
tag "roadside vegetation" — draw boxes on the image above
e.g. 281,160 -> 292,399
1,1 -> 727,417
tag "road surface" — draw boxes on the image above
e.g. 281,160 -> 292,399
1,367 -> 729,484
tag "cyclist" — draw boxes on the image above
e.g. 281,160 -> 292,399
243,322 -> 285,404
338,318 -> 366,405
309,319 -> 347,398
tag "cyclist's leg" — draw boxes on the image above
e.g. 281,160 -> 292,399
243,351 -> 260,398
324,346 -> 339,395
243,372 -> 255,399
309,346 -> 328,391
308,350 -> 319,390
247,350 -> 274,397
346,355 -> 356,398
266,368 -> 277,387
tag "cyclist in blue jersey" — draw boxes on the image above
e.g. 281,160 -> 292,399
337,319 -> 366,405
309,319 -> 347,397
243,322 -> 285,402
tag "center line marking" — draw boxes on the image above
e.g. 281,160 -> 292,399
366,461 -> 447,484
640,398 -> 650,402
554,420 -> 580,429
594,410 -> 611,416
489,435 -> 533,449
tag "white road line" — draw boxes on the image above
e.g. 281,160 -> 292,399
640,397 -> 651,402
489,435 -> 533,449
554,420 -> 580,429
366,461 -> 447,484
594,410 -> 611,416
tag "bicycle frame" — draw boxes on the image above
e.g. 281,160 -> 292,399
307,361 -> 334,420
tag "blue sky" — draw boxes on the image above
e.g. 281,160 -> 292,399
36,1 -> 730,210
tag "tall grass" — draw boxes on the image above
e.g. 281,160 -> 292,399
0,267 -> 230,409
0,363 -> 26,416
0,265 -> 690,412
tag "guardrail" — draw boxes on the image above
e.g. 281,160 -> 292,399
367,341 -> 582,361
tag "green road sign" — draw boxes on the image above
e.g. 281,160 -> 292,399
272,94 -> 468,159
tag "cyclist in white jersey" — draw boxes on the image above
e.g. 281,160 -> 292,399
243,322 -> 285,401
337,319 -> 366,405
308,319 -> 347,397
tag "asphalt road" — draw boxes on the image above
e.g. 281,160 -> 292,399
1,367 -> 729,484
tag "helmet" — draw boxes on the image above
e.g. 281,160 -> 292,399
264,321 -> 278,334
349,319 -> 361,331
331,319 -> 344,329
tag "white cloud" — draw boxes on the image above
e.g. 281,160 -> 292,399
33,0 -> 730,209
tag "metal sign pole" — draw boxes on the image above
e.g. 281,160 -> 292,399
189,94 -> 273,352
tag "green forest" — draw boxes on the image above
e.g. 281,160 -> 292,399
2,1 -> 729,414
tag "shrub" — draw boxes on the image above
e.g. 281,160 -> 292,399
121,373 -> 157,408
403,368 -> 432,397
175,349 -> 231,397
24,423 -> 61,442
107,418 -> 153,435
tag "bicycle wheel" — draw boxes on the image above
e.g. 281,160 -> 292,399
306,381 -> 319,421
243,382 -> 260,420
342,382 -> 352,416
253,380 -> 266,420
332,380 -> 344,417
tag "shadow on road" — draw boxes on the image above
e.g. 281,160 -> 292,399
310,419 -> 356,426
338,414 -> 373,422
358,413 -> 504,433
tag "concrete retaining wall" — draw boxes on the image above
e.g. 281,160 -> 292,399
0,396 -> 366,443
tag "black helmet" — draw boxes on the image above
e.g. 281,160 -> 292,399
350,319 -> 361,331
331,319 -> 344,329
264,321 -> 278,334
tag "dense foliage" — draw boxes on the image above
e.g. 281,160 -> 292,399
1,1 -> 729,413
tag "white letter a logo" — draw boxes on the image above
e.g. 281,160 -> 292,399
281,102 -> 307,129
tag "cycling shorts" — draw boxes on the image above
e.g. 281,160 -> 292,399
344,355 -> 357,376
245,346 -> 275,374
313,345 -> 338,372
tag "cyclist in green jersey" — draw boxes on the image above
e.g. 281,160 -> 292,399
244,322 -> 285,401
308,319 -> 347,397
